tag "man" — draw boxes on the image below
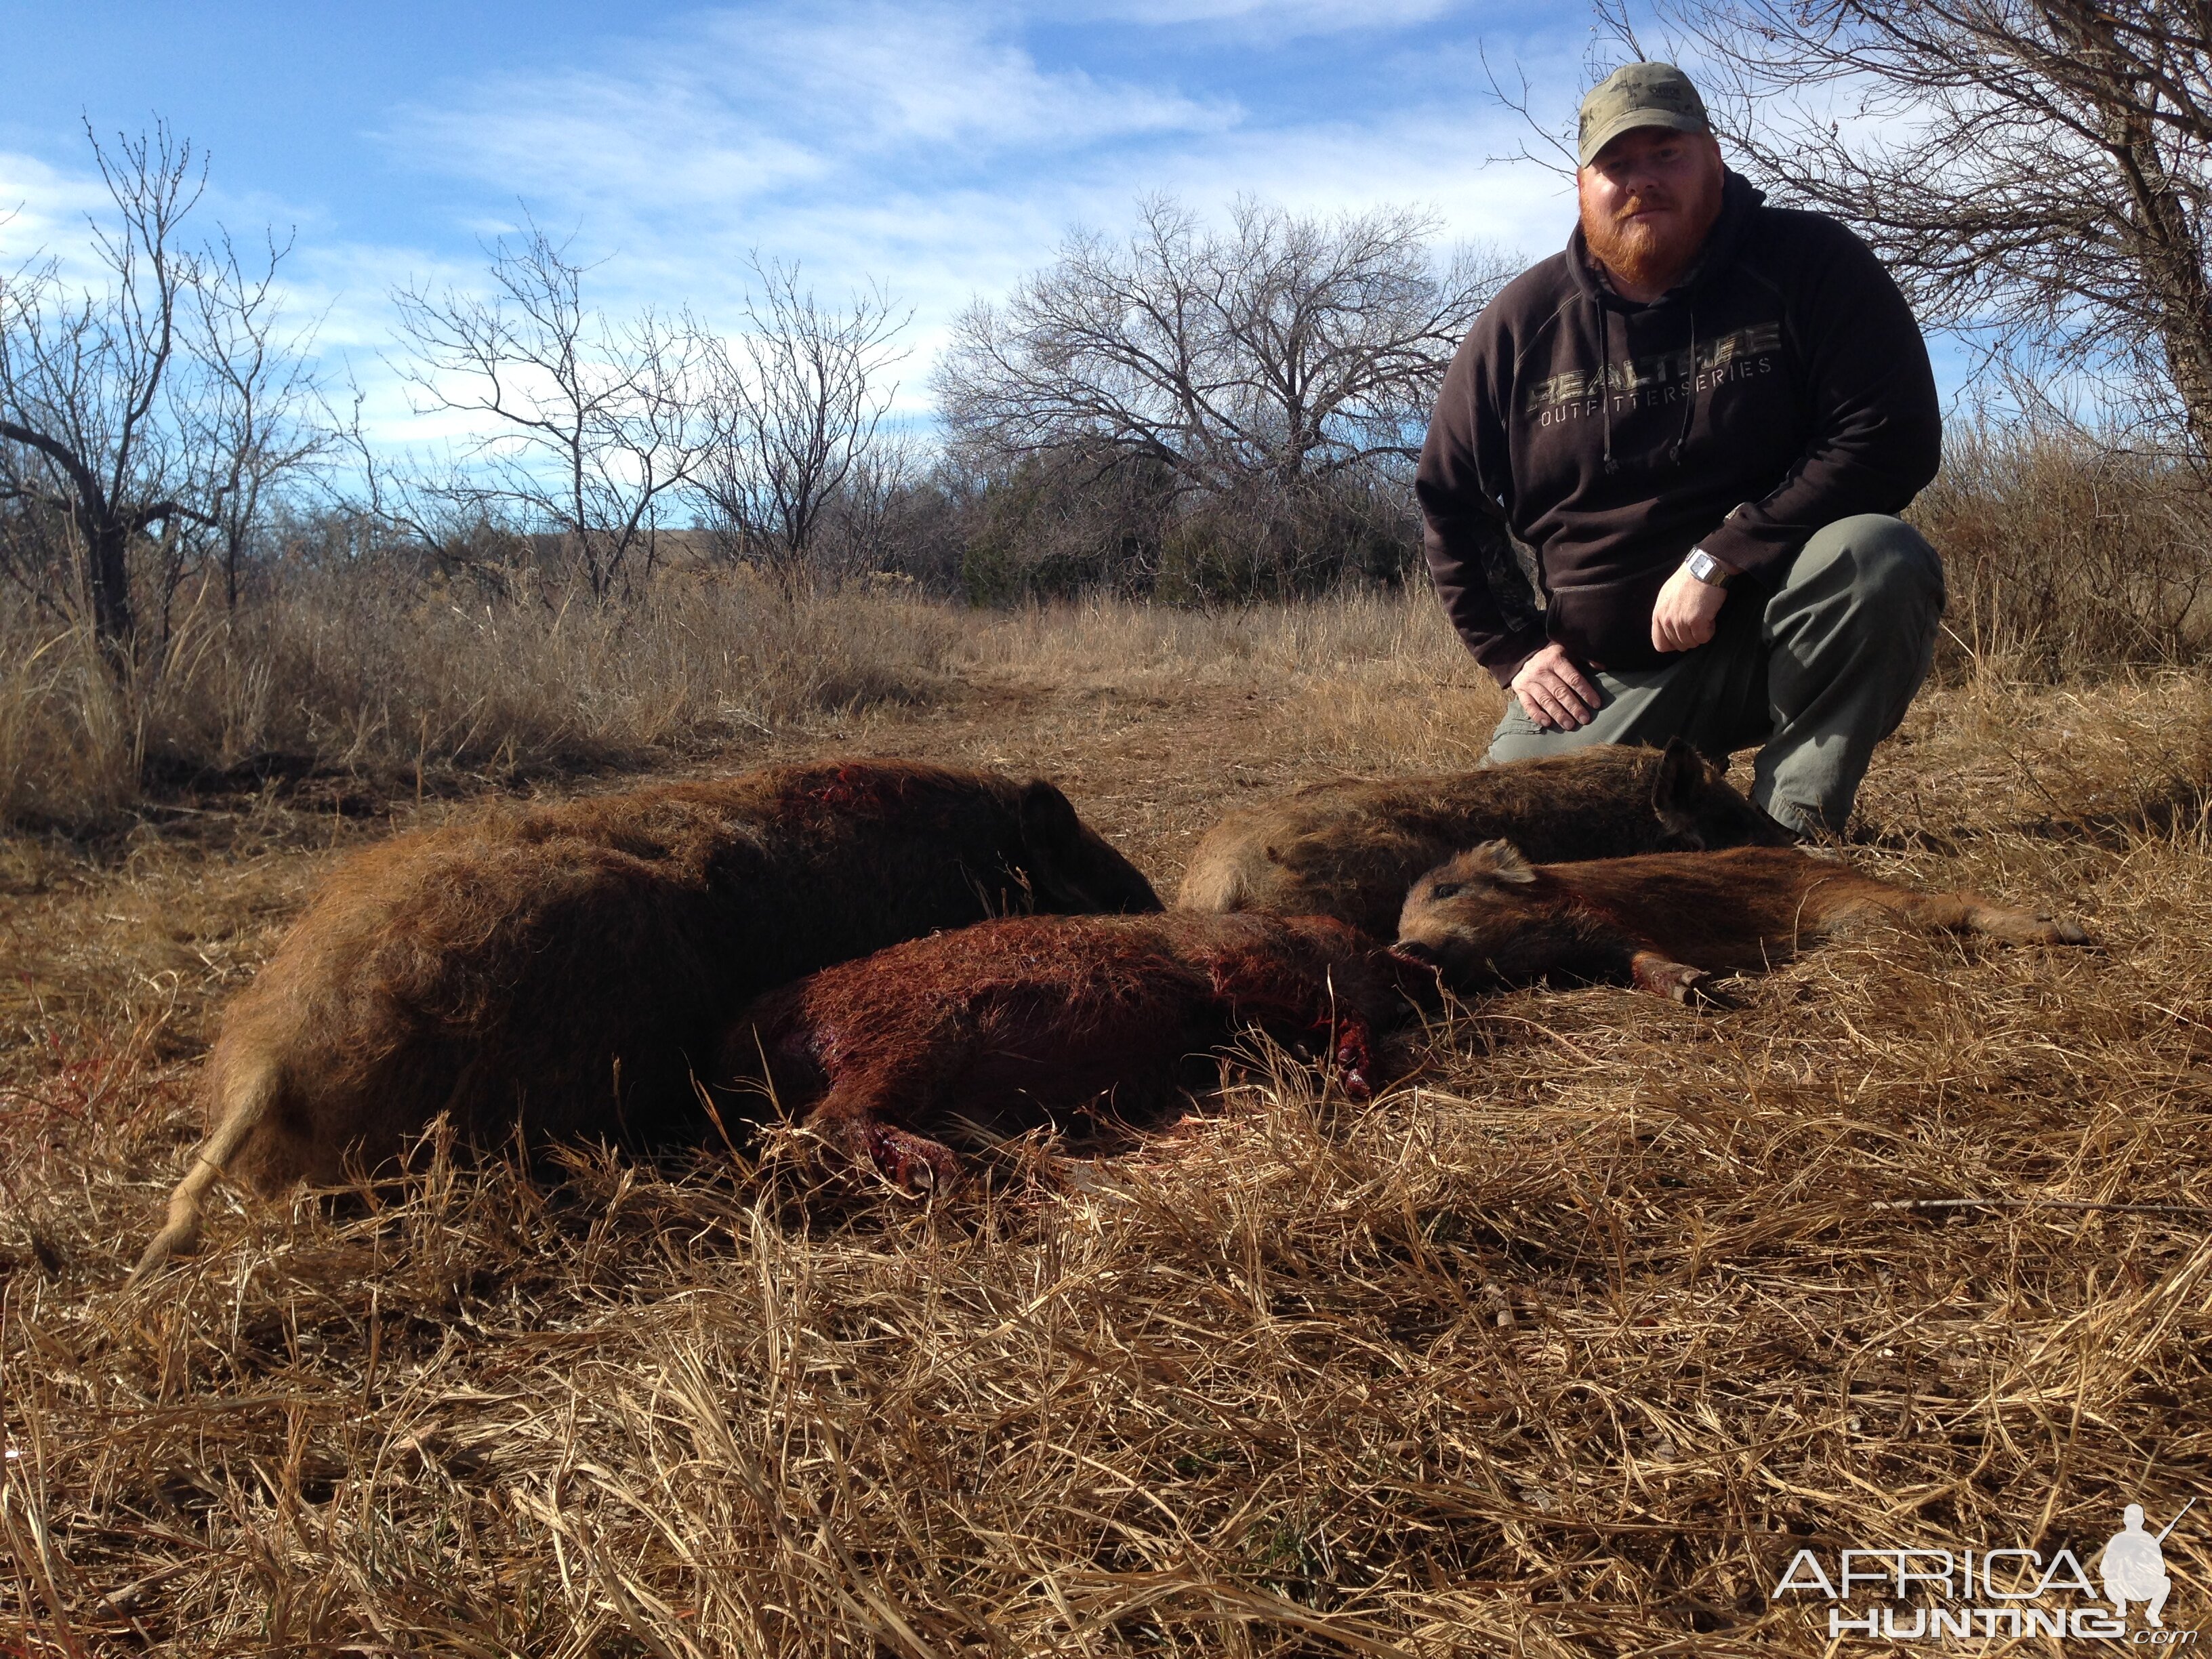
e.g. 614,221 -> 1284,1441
1417,62 -> 1944,837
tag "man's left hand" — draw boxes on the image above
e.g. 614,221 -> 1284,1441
1651,562 -> 1731,653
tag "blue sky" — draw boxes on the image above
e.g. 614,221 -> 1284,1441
0,1 -> 1611,436
3,3 -> 1967,440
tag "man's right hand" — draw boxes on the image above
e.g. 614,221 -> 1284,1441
1509,643 -> 1603,731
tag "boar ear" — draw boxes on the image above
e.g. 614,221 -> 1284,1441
1012,780 -> 1082,906
1650,737 -> 1706,815
1477,840 -> 1538,883
1018,778 -> 1081,848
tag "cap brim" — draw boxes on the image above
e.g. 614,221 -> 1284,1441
1579,110 -> 1706,168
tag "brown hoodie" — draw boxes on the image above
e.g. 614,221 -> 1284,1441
1416,172 -> 1942,684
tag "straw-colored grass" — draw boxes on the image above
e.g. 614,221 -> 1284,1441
3,585 -> 2208,1655
0,566 -> 964,830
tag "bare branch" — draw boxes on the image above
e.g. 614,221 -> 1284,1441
389,219 -> 717,598
693,258 -> 909,586
0,119 -> 321,650
1649,0 -> 2212,458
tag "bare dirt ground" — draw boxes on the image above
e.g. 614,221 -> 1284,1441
3,600 -> 2209,1656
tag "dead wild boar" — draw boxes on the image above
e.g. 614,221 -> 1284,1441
131,759 -> 1160,1281
717,911 -> 1433,1191
1395,842 -> 2091,1000
1176,739 -> 1793,939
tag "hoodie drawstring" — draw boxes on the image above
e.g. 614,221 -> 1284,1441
1670,304 -> 1698,468
1597,295 -> 1699,475
1600,305 -> 1619,475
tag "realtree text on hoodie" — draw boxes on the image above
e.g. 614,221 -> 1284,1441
1416,171 -> 1942,686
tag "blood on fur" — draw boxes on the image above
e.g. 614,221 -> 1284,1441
715,910 -> 1436,1192
131,758 -> 1160,1282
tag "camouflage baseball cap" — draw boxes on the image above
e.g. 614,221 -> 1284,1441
1578,62 -> 1711,167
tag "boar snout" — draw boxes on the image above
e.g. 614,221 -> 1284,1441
1018,779 -> 1164,914
1648,737 -> 1799,850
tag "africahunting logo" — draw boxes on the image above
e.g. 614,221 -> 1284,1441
1771,1500 -> 2196,1643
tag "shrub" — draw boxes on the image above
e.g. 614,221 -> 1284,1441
1912,424 -> 2212,680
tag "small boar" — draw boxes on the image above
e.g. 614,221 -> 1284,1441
1177,739 -> 1793,939
717,911 -> 1433,1191
133,759 -> 1160,1281
1395,842 -> 2091,1000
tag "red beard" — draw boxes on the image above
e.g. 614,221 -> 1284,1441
1583,183 -> 1721,294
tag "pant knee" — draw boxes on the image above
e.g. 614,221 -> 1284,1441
1488,699 -> 1585,762
1800,514 -> 1944,611
1862,519 -> 1943,607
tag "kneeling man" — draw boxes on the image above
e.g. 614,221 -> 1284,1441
1418,62 -> 1944,837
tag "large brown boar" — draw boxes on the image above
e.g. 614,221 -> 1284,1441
1177,739 -> 1793,939
717,912 -> 1433,1191
1395,843 -> 2091,1000
132,760 -> 1160,1280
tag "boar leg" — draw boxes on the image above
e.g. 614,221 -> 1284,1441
1806,878 -> 2094,947
1503,912 -> 1734,1006
802,1063 -> 964,1194
1205,964 -> 1382,1098
1902,891 -> 2091,945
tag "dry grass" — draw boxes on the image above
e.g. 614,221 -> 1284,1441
1911,427 -> 2212,680
3,586 -> 2209,1655
0,566 -> 965,829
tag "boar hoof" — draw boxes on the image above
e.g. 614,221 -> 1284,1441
1631,952 -> 1729,1006
863,1122 -> 962,1195
1334,1036 -> 1376,1100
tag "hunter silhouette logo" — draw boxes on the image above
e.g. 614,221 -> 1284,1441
1771,1498 -> 2198,1643
2103,1500 -> 2192,1629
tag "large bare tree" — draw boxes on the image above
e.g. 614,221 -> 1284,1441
1609,1 -> 2212,456
392,224 -> 716,598
0,123 -> 313,650
935,197 -> 1507,495
693,260 -> 907,585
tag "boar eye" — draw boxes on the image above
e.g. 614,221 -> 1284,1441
1428,882 -> 1462,900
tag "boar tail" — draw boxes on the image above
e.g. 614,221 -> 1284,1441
127,1056 -> 279,1286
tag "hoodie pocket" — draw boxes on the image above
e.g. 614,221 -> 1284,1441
1544,566 -> 1680,672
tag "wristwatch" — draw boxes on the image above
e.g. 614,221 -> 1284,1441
1684,548 -> 1735,588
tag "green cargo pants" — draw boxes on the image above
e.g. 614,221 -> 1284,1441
1487,514 -> 1945,836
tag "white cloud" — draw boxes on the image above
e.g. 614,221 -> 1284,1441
0,148 -> 125,283
369,3 -> 1565,320
7,4 -> 1586,447
384,3 -> 1235,218
1071,0 -> 1458,34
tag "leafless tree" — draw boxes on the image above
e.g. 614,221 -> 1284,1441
933,197 -> 1507,596
334,407 -> 530,594
694,260 -> 907,585
1605,1 -> 2212,457
935,196 -> 1508,495
187,231 -> 328,610
0,122 -> 315,652
391,224 -> 716,598
804,427 -> 929,579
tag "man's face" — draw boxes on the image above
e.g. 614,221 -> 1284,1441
1578,126 -> 1725,295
